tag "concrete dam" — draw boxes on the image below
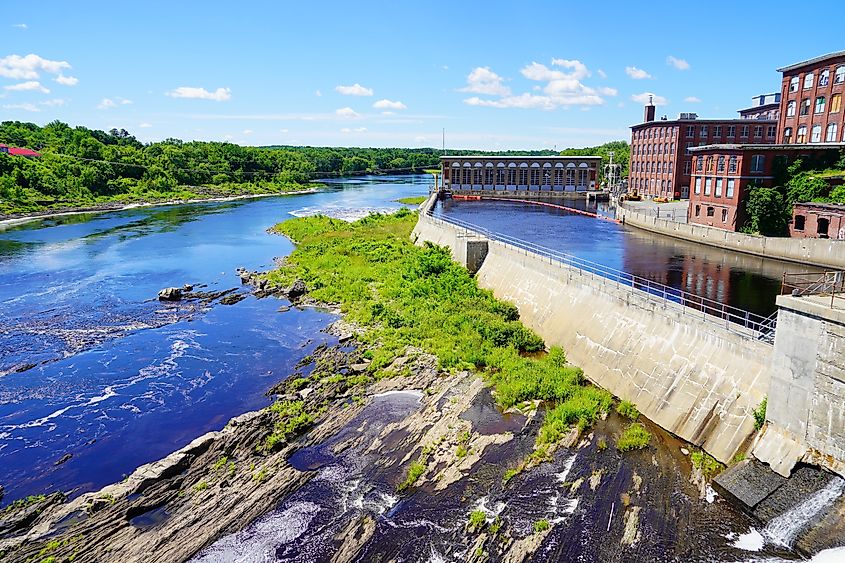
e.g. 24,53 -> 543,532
413,194 -> 845,481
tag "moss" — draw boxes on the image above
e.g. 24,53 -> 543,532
502,468 -> 520,485
616,423 -> 651,452
397,458 -> 426,492
691,450 -> 724,478
467,509 -> 487,532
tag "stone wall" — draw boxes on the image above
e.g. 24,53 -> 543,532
414,195 -> 772,463
617,205 -> 845,269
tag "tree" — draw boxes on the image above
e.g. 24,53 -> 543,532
743,185 -> 789,236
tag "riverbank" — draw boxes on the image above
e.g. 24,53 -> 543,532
0,188 -> 321,229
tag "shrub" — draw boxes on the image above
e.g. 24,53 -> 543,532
456,445 -> 468,459
616,423 -> 651,452
397,459 -> 426,492
467,510 -> 487,532
616,400 -> 639,420
691,450 -> 724,477
753,397 -> 767,430
533,519 -> 550,533
502,468 -> 520,485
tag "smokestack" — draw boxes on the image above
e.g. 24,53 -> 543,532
644,95 -> 656,123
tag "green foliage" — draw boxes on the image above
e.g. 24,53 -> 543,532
742,186 -> 789,236
616,423 -> 651,452
1,494 -> 46,514
502,468 -> 520,485
193,480 -> 209,492
489,516 -> 502,534
395,196 -> 426,205
537,387 -> 613,444
753,397 -> 767,430
467,510 -> 487,532
560,140 -> 630,182
731,452 -> 747,465
533,519 -> 550,533
397,459 -> 426,492
691,450 -> 724,477
265,400 -> 314,450
456,445 -> 468,458
616,400 -> 640,420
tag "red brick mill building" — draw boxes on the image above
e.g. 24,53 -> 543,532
680,51 -> 845,232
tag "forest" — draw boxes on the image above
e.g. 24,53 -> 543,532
0,120 -> 628,216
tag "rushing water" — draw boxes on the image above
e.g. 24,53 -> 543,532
433,199 -> 821,317
0,176 -> 431,504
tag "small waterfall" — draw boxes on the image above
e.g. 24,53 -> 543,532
762,477 -> 845,548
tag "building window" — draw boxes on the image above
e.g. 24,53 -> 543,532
668,180 -> 673,193
811,124 -> 822,143
794,215 -> 806,231
671,143 -> 675,154
741,125 -> 749,138
784,127 -> 793,143
827,124 -> 838,142
789,76 -> 799,92
686,126 -> 695,138
700,125 -> 708,137
707,206 -> 715,217
831,94 -> 841,113
751,155 -> 765,172
715,178 -> 723,197
706,157 -> 715,172
836,66 -> 845,84
804,72 -> 814,89
818,217 -> 830,238
767,125 -> 776,138
717,156 -> 725,172
754,125 -> 763,138
727,179 -> 735,198
695,177 -> 702,194
695,204 -> 701,217
815,96 -> 826,114
696,157 -> 703,172
714,125 -> 722,138
786,100 -> 796,117
727,125 -> 736,138
722,208 -> 728,222
797,125 -> 807,143
684,160 -> 691,174
728,156 -> 738,173
820,69 -> 830,87
704,178 -> 712,195
800,98 -> 811,116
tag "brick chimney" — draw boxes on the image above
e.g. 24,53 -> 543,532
643,95 -> 656,123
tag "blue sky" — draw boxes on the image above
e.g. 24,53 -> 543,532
1,1 -> 842,150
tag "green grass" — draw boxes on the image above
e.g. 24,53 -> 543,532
193,480 -> 209,492
1,494 -> 47,514
265,210 -> 611,454
616,400 -> 640,420
456,445 -> 468,459
395,196 -> 427,205
502,468 -> 520,485
533,519 -> 550,532
397,459 -> 426,492
467,510 -> 487,532
616,423 -> 651,452
753,397 -> 767,430
691,450 -> 724,477
264,400 -> 315,451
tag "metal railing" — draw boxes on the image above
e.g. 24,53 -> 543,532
619,201 -> 688,223
782,271 -> 845,308
425,200 -> 775,342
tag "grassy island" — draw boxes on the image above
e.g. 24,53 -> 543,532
266,208 -> 613,450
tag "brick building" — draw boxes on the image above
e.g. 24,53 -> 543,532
777,51 -> 845,144
738,93 -> 781,121
790,202 -> 845,239
629,101 -> 776,200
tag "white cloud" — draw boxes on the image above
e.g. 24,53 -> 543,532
335,107 -> 361,118
464,92 -> 602,110
335,83 -> 373,96
631,92 -> 668,106
381,111 -> 395,116
315,89 -> 322,97
139,122 -> 153,128
55,74 -> 78,86
2,102 -> 39,112
13,23 -> 27,29
4,81 -> 49,93
597,69 -> 608,79
625,66 -> 652,80
280,128 -> 289,133
373,99 -> 406,110
340,126 -> 367,133
598,86 -> 618,96
41,98 -> 66,107
667,56 -> 690,71
459,67 -> 510,96
167,86 -> 231,101
0,53 -> 71,80
243,129 -> 254,135
684,96 -> 702,103
550,58 -> 590,80
98,97 -> 132,109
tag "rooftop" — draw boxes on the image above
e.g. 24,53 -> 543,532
777,50 -> 845,73
440,155 -> 600,160
793,202 -> 845,211
689,142 -> 845,152
631,117 -> 777,129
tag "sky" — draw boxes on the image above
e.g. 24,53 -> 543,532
1,1 -> 843,150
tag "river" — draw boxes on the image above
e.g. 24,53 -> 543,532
1,176 -> 841,562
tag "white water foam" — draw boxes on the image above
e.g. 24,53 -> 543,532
190,501 -> 320,562
762,477 -> 845,548
472,496 -> 506,521
289,206 -> 397,222
555,454 -> 577,484
729,528 -> 765,552
736,546 -> 845,563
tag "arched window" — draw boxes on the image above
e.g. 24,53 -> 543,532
820,69 -> 830,86
804,72 -> 814,89
786,100 -> 796,117
789,76 -> 799,92
835,66 -> 845,84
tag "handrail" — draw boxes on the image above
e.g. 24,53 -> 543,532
782,270 -> 845,308
425,198 -> 775,341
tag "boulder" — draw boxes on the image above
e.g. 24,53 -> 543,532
182,284 -> 194,292
287,280 -> 307,300
158,287 -> 183,301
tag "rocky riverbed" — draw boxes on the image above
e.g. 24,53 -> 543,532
1,278 -> 842,562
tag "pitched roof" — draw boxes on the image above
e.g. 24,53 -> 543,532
8,147 -> 41,157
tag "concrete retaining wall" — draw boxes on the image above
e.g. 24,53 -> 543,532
414,195 -> 772,462
617,206 -> 845,269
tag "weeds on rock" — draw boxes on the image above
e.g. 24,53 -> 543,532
616,423 -> 651,452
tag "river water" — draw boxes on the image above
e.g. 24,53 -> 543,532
1,176 -> 841,561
